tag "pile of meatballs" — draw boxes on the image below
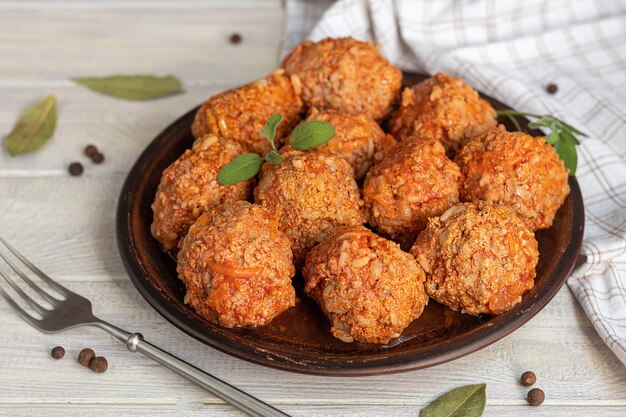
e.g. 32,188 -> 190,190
151,37 -> 570,345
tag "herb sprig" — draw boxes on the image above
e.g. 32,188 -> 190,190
217,114 -> 335,185
496,110 -> 587,175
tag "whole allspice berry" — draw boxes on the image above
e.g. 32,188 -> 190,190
84,144 -> 98,158
78,348 -> 95,367
51,346 -> 65,360
521,371 -> 537,386
89,356 -> 108,373
229,33 -> 242,44
546,83 -> 558,94
527,388 -> 545,406
68,162 -> 84,176
91,152 -> 105,164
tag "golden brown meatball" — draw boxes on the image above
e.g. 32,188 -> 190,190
192,69 -> 302,154
389,73 -> 497,155
281,37 -> 402,121
151,135 -> 252,250
305,108 -> 396,180
303,225 -> 428,344
363,139 -> 461,247
177,201 -> 296,327
455,125 -> 570,230
254,148 -> 365,266
410,202 -> 538,316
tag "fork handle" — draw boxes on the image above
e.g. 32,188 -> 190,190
97,322 -> 290,417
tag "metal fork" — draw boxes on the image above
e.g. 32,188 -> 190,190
0,236 -> 290,417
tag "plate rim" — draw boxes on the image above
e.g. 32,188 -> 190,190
116,82 -> 585,377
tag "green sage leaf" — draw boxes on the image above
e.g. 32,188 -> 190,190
290,120 -> 335,150
4,95 -> 57,157
265,150 -> 284,165
73,74 -> 182,100
545,130 -> 559,145
216,153 -> 264,185
555,139 -> 577,175
559,120 -> 588,137
560,128 -> 581,145
420,383 -> 486,417
263,114 -> 283,145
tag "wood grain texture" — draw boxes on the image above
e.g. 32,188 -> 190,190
0,0 -> 624,416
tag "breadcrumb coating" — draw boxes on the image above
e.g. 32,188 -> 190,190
363,138 -> 461,247
390,73 -> 497,155
254,147 -> 365,266
410,202 -> 538,316
305,108 -> 396,180
455,125 -> 570,230
281,37 -> 402,121
304,225 -> 428,344
192,69 -> 302,154
177,201 -> 296,327
151,135 -> 252,250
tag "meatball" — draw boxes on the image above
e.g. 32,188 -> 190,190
455,125 -> 570,230
254,147 -> 365,266
177,201 -> 296,327
363,139 -> 461,247
389,73 -> 497,155
281,37 -> 402,121
305,108 -> 396,180
151,135 -> 252,250
303,225 -> 428,344
192,69 -> 302,154
410,202 -> 538,316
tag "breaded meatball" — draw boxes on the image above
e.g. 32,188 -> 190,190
192,69 -> 302,154
281,37 -> 402,121
254,148 -> 365,266
363,139 -> 461,247
410,202 -> 538,316
151,135 -> 252,250
305,108 -> 396,180
303,226 -> 428,344
177,201 -> 296,327
389,73 -> 497,155
455,125 -> 570,230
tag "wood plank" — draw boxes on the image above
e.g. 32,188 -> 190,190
1,404 -> 626,417
0,280 -> 625,407
0,6 -> 282,84
0,86 -> 234,175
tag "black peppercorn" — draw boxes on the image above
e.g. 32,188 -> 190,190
84,144 -> 98,158
51,346 -> 65,359
527,388 -> 545,406
521,371 -> 536,386
91,152 -> 105,164
229,33 -> 242,44
78,348 -> 95,367
89,356 -> 108,373
546,83 -> 558,94
68,162 -> 84,176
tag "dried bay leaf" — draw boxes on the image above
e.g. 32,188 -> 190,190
4,95 -> 57,156
73,74 -> 182,100
420,383 -> 486,417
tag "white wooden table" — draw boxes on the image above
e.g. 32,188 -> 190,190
0,1 -> 624,416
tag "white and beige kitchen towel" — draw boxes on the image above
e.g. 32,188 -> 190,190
285,0 -> 626,366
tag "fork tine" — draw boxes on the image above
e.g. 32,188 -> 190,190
0,236 -> 72,297
0,284 -> 41,327
0,268 -> 49,314
0,247 -> 62,305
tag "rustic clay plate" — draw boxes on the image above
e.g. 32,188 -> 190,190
116,73 -> 584,376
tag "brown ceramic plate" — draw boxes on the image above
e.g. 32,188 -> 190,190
116,73 -> 584,376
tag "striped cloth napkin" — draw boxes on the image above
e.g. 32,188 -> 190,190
285,0 -> 626,366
